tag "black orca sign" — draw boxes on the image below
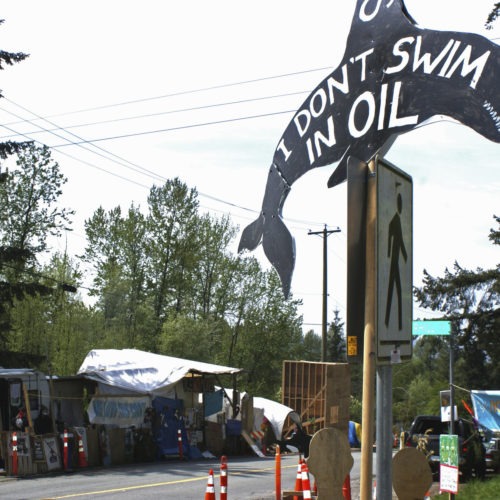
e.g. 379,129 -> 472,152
238,0 -> 500,298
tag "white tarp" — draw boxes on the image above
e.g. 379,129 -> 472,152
78,349 -> 242,395
253,396 -> 300,440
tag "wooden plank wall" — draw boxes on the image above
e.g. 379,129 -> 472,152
282,361 -> 350,435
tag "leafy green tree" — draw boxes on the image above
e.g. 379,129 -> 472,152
191,213 -> 237,319
9,252 -> 90,375
224,256 -> 265,368
228,270 -> 303,398
146,178 -> 199,347
82,204 -> 153,348
301,330 -> 321,361
81,176 -> 306,396
159,314 -> 231,363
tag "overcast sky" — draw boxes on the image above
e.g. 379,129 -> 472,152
1,0 -> 498,333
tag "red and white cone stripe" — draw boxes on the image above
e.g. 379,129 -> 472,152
220,456 -> 228,500
204,468 -> 216,500
293,458 -> 303,500
301,462 -> 312,500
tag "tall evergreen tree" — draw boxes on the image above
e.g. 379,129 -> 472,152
0,32 -> 75,362
414,215 -> 500,389
327,309 -> 346,361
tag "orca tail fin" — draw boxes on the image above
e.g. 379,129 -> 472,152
262,215 -> 295,299
238,214 -> 264,253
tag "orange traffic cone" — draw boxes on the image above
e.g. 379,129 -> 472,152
293,458 -> 303,500
342,474 -> 352,500
301,462 -> 312,500
220,456 -> 228,500
204,468 -> 216,500
77,432 -> 88,468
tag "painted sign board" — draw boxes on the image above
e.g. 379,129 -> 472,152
440,434 -> 459,494
376,158 -> 412,362
413,320 -> 451,336
238,0 -> 500,299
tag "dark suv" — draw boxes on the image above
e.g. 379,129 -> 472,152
405,415 -> 486,481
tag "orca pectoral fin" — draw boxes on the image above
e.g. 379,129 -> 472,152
238,214 -> 264,253
262,215 -> 295,299
327,156 -> 348,188
327,135 -> 398,188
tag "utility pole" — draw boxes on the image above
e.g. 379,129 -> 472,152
308,225 -> 341,361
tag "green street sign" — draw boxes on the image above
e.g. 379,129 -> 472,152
413,320 -> 451,336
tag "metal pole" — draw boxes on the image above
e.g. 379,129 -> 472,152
376,364 -> 393,500
360,160 -> 377,500
449,329 -> 455,500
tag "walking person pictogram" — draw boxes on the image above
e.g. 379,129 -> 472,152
385,193 -> 407,330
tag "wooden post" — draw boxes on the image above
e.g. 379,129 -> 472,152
360,159 -> 377,500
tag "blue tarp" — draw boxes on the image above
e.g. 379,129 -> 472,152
204,389 -> 223,417
348,421 -> 361,447
471,390 -> 500,432
152,396 -> 190,458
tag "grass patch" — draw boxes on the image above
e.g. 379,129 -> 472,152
433,475 -> 500,499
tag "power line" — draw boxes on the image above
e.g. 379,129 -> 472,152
0,90 -> 308,139
0,65 -> 341,229
19,65 -> 332,120
1,108 -> 330,230
48,109 -> 296,147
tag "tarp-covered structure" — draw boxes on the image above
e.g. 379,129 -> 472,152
77,349 -> 244,460
78,349 -> 242,396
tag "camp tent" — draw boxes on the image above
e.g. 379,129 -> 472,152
78,349 -> 244,460
78,348 -> 243,427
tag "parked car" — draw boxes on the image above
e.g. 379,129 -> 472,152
405,415 -> 486,481
485,437 -> 500,472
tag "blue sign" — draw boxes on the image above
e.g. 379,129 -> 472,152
413,320 -> 451,336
